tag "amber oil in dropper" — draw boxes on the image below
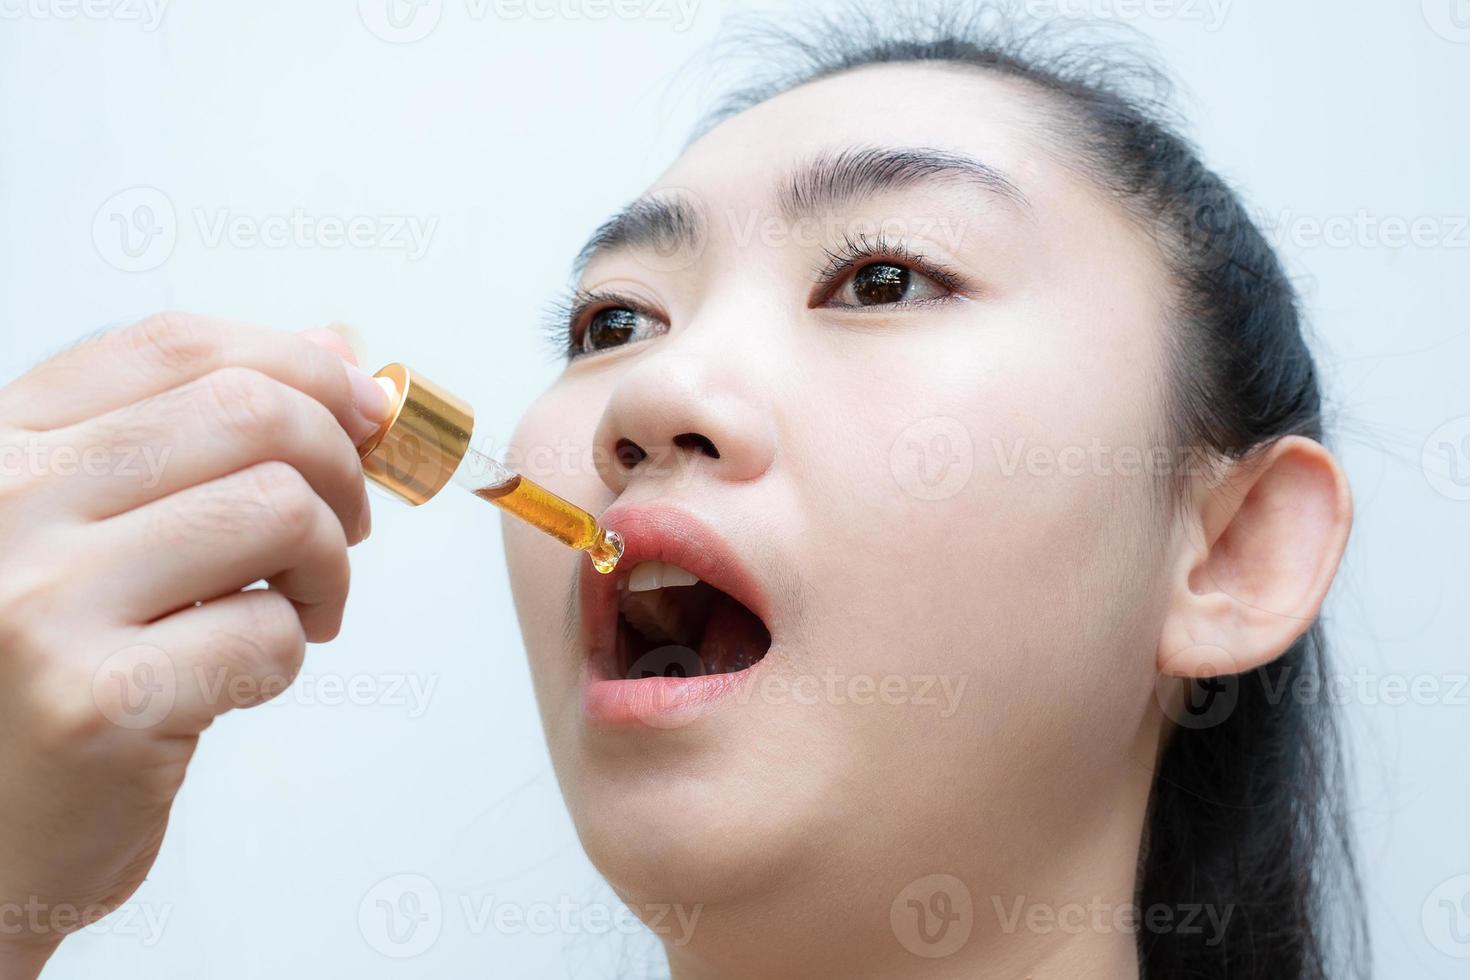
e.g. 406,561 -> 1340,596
473,477 -> 623,573
357,362 -> 624,574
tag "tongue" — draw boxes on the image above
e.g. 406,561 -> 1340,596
697,591 -> 772,674
620,587 -> 710,650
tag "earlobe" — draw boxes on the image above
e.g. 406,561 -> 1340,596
1157,435 -> 1353,679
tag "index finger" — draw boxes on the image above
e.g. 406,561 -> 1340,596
0,312 -> 388,443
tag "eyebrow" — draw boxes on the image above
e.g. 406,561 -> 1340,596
571,144 -> 1030,276
572,194 -> 704,277
776,145 -> 1032,223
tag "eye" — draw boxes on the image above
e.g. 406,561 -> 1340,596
826,261 -> 952,308
569,300 -> 666,357
811,235 -> 968,311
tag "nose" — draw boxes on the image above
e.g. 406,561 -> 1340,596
592,337 -> 777,496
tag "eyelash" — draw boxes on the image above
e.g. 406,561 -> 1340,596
810,232 -> 968,308
546,287 -> 666,361
549,233 -> 968,361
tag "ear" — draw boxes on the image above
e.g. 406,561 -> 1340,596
1157,436 -> 1353,679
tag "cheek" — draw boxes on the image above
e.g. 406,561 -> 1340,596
501,382 -> 609,729
785,307 -> 1164,766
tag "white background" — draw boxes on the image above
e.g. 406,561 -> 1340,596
1,1 -> 1467,976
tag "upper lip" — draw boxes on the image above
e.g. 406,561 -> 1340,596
578,502 -> 772,679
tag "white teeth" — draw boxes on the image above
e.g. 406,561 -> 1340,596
625,561 -> 701,593
661,564 -> 699,588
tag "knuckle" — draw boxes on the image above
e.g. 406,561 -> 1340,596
245,591 -> 306,656
32,658 -> 136,748
205,622 -> 301,708
202,367 -> 286,445
248,461 -> 320,538
124,312 -> 213,374
146,460 -> 314,550
0,564 -> 65,645
31,689 -> 108,750
291,338 -> 347,402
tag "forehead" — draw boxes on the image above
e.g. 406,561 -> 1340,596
657,62 -> 1055,206
573,62 -> 1120,281
564,60 -> 1158,287
572,59 -> 1171,368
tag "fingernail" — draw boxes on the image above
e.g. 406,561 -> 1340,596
298,326 -> 390,444
346,364 -> 392,445
358,493 -> 373,541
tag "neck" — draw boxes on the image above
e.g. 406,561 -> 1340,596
658,731 -> 1158,980
660,777 -> 1151,980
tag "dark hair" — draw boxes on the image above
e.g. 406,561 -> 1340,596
691,4 -> 1364,978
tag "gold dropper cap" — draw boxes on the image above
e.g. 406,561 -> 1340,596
357,362 -> 474,505
355,361 -> 625,574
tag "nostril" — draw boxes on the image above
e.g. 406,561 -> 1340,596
614,438 -> 647,469
673,432 -> 720,459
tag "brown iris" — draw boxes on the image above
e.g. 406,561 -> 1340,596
851,262 -> 909,305
584,307 -> 640,351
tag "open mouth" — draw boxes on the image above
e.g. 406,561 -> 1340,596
578,505 -> 776,695
616,560 -> 772,679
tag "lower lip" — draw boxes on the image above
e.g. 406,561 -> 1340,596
581,662 -> 761,729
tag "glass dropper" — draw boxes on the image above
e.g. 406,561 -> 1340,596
355,362 -> 624,573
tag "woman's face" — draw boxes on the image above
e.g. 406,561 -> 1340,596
505,63 -> 1176,944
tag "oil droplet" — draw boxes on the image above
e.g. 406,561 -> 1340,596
588,527 -> 624,574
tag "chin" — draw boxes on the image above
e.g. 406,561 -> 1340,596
558,742 -> 816,911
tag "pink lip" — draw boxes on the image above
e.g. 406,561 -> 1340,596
578,503 -> 773,729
